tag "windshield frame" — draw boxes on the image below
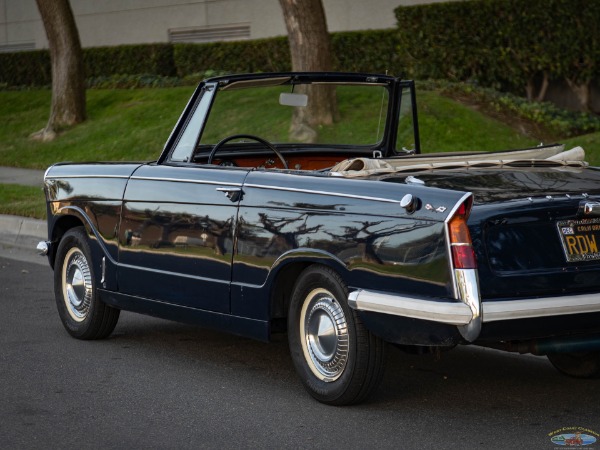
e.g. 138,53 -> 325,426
159,72 -> 420,165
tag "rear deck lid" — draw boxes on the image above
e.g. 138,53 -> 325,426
384,166 -> 600,299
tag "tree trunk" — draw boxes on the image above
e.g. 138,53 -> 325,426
526,73 -> 549,103
566,78 -> 591,113
279,0 -> 337,141
536,72 -> 549,102
525,78 -> 534,102
33,0 -> 85,141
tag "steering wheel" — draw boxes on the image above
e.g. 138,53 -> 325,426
207,134 -> 288,169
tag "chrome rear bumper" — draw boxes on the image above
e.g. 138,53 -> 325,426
348,289 -> 473,326
483,293 -> 600,322
348,289 -> 600,342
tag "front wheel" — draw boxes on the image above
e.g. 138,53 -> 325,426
288,265 -> 386,405
547,352 -> 600,378
54,227 -> 120,340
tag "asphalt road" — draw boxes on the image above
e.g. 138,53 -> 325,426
1,256 -> 598,449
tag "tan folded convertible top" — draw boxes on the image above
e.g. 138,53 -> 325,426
330,145 -> 587,178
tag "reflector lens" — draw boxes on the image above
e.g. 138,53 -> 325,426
452,245 -> 477,269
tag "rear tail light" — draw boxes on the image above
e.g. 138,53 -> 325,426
448,199 -> 477,269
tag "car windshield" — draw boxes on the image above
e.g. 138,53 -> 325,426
199,82 -> 390,147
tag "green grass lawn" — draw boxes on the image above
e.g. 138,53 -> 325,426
0,184 -> 46,218
562,132 -> 600,166
417,91 -> 538,153
0,86 -> 598,220
0,87 -> 194,169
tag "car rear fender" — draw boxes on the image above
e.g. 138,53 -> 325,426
347,192 -> 484,343
267,248 -> 349,321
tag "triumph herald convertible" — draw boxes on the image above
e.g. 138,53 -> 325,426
38,72 -> 600,405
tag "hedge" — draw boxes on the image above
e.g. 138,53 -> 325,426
0,43 -> 176,87
173,37 -> 291,76
331,29 -> 402,76
84,43 -> 175,77
1,0 -> 598,100
395,0 -> 600,94
0,29 -> 402,88
0,50 -> 51,87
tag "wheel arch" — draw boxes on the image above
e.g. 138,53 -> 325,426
268,249 -> 350,328
49,214 -> 86,269
49,205 -> 109,271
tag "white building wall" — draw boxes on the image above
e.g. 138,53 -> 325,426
0,0 -> 449,51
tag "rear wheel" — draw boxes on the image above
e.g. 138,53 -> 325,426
54,227 -> 120,339
287,265 -> 386,405
547,352 -> 600,378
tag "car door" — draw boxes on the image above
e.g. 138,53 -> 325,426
117,163 -> 249,313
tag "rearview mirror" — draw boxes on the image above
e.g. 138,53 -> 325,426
279,92 -> 308,107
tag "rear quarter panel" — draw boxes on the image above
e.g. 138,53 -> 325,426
232,170 -> 469,319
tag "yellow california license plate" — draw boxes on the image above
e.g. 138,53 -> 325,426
557,218 -> 600,262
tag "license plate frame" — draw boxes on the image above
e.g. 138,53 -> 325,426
557,218 -> 600,262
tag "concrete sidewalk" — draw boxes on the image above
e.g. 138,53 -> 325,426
0,166 -> 45,187
0,214 -> 47,264
0,166 -> 47,264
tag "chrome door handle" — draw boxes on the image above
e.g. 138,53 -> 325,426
216,187 -> 243,202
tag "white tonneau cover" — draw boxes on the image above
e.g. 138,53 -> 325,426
330,145 -> 588,178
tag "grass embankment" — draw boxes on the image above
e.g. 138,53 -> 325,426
0,184 -> 46,218
0,87 -> 194,169
0,87 -> 598,219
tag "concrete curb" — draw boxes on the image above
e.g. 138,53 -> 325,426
0,166 -> 48,264
0,214 -> 46,241
0,214 -> 48,265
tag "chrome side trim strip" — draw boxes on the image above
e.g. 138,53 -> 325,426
118,262 -> 230,285
348,289 -> 473,325
48,175 -> 413,205
46,175 -> 130,179
482,293 -> 600,322
100,256 -> 106,285
243,183 -> 401,204
43,165 -> 53,181
129,175 -> 243,187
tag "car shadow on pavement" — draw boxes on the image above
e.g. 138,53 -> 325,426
101,311 -> 596,411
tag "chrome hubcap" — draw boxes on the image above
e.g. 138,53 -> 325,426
300,288 -> 349,382
62,248 -> 92,322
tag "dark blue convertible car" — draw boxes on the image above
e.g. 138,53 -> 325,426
39,72 -> 600,405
